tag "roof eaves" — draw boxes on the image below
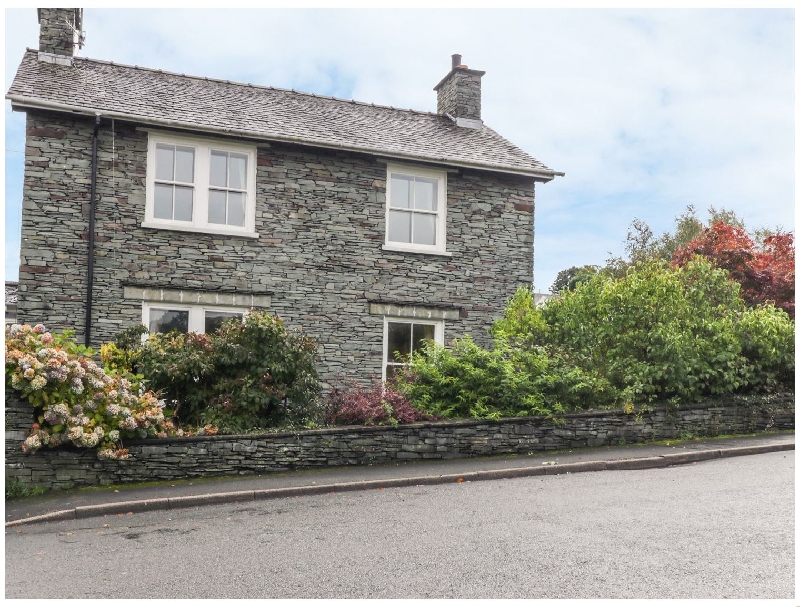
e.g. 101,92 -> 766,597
6,94 -> 563,180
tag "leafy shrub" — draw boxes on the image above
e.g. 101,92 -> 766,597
736,304 -> 795,391
399,257 -> 794,420
106,310 -> 321,432
396,337 -> 553,419
325,378 -> 432,426
103,331 -> 215,420
498,258 -> 794,403
6,324 -> 172,459
540,259 -> 750,401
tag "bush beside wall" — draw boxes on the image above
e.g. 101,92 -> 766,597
5,394 -> 793,492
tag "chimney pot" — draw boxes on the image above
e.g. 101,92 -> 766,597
451,54 -> 462,69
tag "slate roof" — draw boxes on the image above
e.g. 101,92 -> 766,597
7,49 -> 561,179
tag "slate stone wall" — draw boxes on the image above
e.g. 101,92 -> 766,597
5,395 -> 794,491
37,8 -> 80,57
436,69 -> 484,121
17,110 -> 536,386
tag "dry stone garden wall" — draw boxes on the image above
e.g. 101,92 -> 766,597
6,394 -> 794,491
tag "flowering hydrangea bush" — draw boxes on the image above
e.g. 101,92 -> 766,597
6,323 -> 174,459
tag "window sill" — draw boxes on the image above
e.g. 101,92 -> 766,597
141,221 -> 259,240
382,244 -> 452,257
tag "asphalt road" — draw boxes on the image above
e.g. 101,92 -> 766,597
5,451 -> 794,599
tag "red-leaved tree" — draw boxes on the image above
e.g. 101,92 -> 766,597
673,222 -> 794,318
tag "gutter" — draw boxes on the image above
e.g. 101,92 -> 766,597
85,113 -> 100,348
6,94 -> 565,181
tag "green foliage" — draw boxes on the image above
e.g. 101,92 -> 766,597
550,265 -> 600,294
5,479 -> 46,500
541,259 -> 750,401
203,311 -> 321,431
109,310 -> 321,432
490,287 -> 548,345
398,258 -> 794,419
394,336 -> 556,420
116,331 -> 215,420
736,304 -> 795,391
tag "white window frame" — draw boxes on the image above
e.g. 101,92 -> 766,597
383,163 -> 449,256
382,317 -> 444,381
143,131 -> 258,238
142,303 -> 249,335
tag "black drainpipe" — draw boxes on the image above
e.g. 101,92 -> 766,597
85,113 -> 101,348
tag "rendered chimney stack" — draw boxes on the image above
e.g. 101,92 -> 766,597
434,53 -> 486,126
37,8 -> 84,58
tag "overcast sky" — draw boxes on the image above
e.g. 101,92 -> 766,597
3,8 -> 795,293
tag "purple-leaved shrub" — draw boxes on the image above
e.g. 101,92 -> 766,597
325,378 -> 433,426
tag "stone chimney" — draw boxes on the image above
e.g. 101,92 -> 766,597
433,54 -> 486,128
37,8 -> 84,58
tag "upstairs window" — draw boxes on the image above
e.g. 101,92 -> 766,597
144,132 -> 258,238
154,143 -> 195,222
384,164 -> 447,254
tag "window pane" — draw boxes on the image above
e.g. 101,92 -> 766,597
387,322 -> 412,363
155,144 -> 174,181
149,309 -> 189,334
175,146 -> 195,183
412,323 -> 436,354
388,210 -> 411,243
210,151 -> 228,187
154,183 -> 173,219
414,177 -> 437,212
413,213 -> 437,246
204,311 -> 243,334
208,190 -> 227,224
228,192 -> 245,227
229,153 -> 247,190
174,186 -> 194,222
390,174 -> 412,209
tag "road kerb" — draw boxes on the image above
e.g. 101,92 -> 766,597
75,498 -> 172,519
718,443 -> 794,457
169,490 -> 255,509
5,509 -> 75,527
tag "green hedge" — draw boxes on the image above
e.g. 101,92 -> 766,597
396,258 -> 794,419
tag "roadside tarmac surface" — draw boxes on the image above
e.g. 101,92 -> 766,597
5,431 -> 793,527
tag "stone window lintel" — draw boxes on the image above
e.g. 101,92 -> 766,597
369,302 -> 459,321
123,286 -> 270,308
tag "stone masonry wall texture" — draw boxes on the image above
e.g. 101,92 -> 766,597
37,8 -> 80,57
436,70 -> 483,121
17,110 -> 536,386
5,395 -> 794,491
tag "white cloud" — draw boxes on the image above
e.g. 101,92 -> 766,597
3,8 -> 794,292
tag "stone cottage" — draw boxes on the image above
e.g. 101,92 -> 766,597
6,8 -> 563,386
